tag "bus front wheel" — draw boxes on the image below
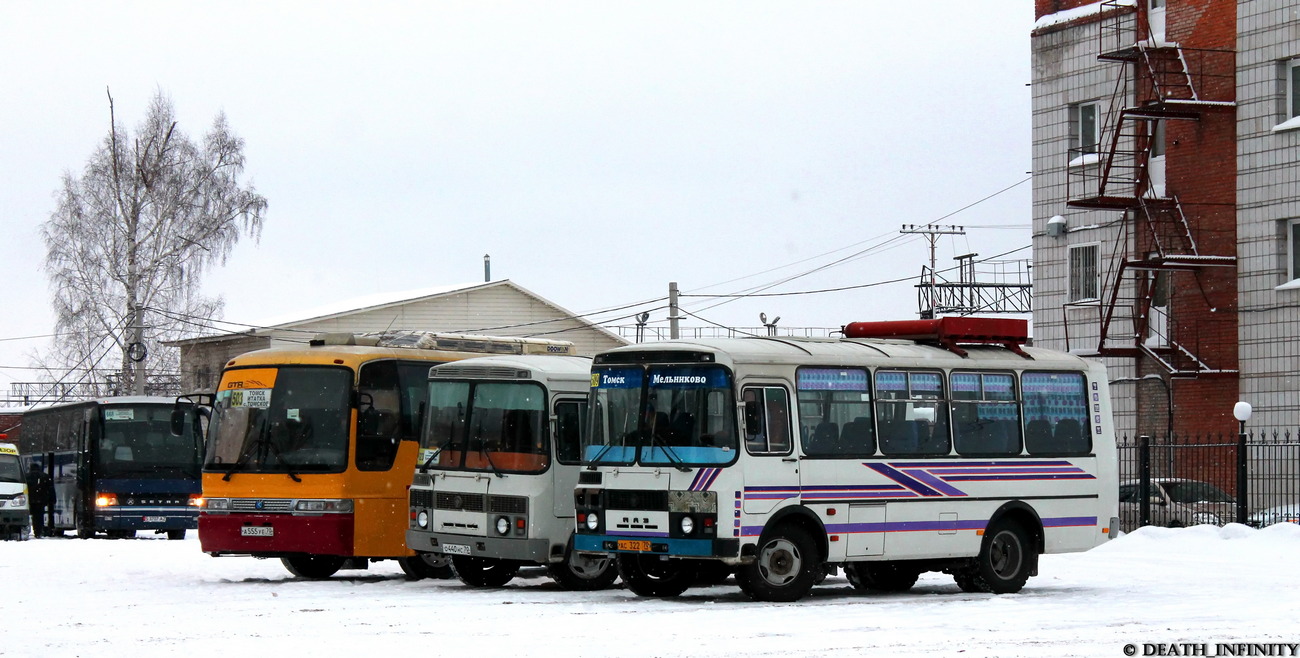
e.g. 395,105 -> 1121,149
549,547 -> 618,591
451,555 -> 519,587
282,555 -> 345,579
616,554 -> 695,597
736,525 -> 820,602
398,552 -> 454,580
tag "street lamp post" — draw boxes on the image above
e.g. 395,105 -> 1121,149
1233,401 -> 1252,525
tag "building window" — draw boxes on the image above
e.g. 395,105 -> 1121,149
1068,243 -> 1100,302
1289,219 -> 1300,282
1075,101 -> 1101,154
1289,61 -> 1300,120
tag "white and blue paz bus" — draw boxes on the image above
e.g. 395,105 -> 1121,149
573,318 -> 1118,602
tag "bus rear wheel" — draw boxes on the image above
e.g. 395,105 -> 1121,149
736,525 -> 819,602
282,555 -> 346,579
549,547 -> 618,591
957,520 -> 1033,594
399,552 -> 454,580
451,555 -> 519,587
616,554 -> 696,598
845,562 -> 920,593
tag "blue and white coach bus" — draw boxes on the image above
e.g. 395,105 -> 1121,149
21,397 -> 203,539
573,318 -> 1119,602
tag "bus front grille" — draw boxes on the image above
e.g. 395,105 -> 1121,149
436,492 -> 486,512
410,489 -> 433,509
229,499 -> 294,512
606,490 -> 669,511
488,495 -> 527,515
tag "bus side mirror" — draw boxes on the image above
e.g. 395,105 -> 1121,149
170,408 -> 188,436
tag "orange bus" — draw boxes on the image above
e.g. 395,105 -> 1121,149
198,331 -> 575,579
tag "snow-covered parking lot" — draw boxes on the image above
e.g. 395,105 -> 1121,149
6,524 -> 1300,657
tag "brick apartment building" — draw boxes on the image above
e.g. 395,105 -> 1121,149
1032,0 -> 1300,438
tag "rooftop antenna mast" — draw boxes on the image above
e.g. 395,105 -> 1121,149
902,224 -> 965,318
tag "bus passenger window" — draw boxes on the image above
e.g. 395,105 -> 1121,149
1022,371 -> 1091,456
951,372 -> 1022,456
875,370 -> 949,457
795,368 -> 873,457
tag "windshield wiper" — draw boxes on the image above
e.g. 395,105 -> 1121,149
221,416 -> 267,481
220,417 -> 300,482
645,431 -> 691,473
418,433 -> 462,473
584,441 -> 619,471
479,441 -> 506,479
262,438 -> 302,483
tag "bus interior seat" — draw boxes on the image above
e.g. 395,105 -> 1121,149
880,420 -> 918,454
1025,419 -> 1053,453
809,421 -> 839,454
839,417 -> 874,454
1054,418 -> 1085,452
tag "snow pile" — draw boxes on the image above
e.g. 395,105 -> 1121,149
5,523 -> 1299,657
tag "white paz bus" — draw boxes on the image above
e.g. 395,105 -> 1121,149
573,318 -> 1119,602
406,354 -> 618,589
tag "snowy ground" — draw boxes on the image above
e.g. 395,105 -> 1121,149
6,525 -> 1300,657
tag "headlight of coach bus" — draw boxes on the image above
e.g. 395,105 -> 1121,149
584,512 -> 600,532
294,499 -> 354,513
206,498 -> 229,511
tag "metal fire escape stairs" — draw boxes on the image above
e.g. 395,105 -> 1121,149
1064,2 -> 1236,377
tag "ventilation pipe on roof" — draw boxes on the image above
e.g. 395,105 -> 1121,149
484,254 -> 491,282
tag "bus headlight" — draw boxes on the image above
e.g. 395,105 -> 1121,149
96,494 -> 118,507
206,498 -> 229,511
417,511 -> 429,529
680,516 -> 695,535
496,516 -> 511,536
11,493 -> 26,507
585,512 -> 600,531
188,495 -> 204,507
294,499 -> 354,513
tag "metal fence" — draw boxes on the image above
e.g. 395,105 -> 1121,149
1117,430 -> 1300,529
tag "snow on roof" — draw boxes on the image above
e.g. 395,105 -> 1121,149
249,282 -> 491,329
1033,0 -> 1134,32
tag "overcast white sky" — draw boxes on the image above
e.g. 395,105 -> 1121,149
0,1 -> 1035,394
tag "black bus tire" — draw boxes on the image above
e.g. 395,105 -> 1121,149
281,555 -> 345,579
616,553 -> 695,597
736,524 -> 819,602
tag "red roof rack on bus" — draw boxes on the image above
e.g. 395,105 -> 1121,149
841,317 -> 1031,359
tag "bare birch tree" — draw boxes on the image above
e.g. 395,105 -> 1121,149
40,89 -> 267,397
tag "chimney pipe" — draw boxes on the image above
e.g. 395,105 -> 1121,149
484,254 -> 491,282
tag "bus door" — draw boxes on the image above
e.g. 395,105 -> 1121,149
739,383 -> 799,530
549,398 -> 586,518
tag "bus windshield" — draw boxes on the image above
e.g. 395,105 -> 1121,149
584,364 -> 737,467
0,454 -> 20,483
97,404 -> 203,479
421,380 -> 549,474
205,366 -> 353,474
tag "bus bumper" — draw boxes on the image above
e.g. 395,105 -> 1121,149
96,508 -> 198,531
200,513 -> 355,556
1,510 -> 30,539
407,529 -> 551,563
573,533 -> 739,558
